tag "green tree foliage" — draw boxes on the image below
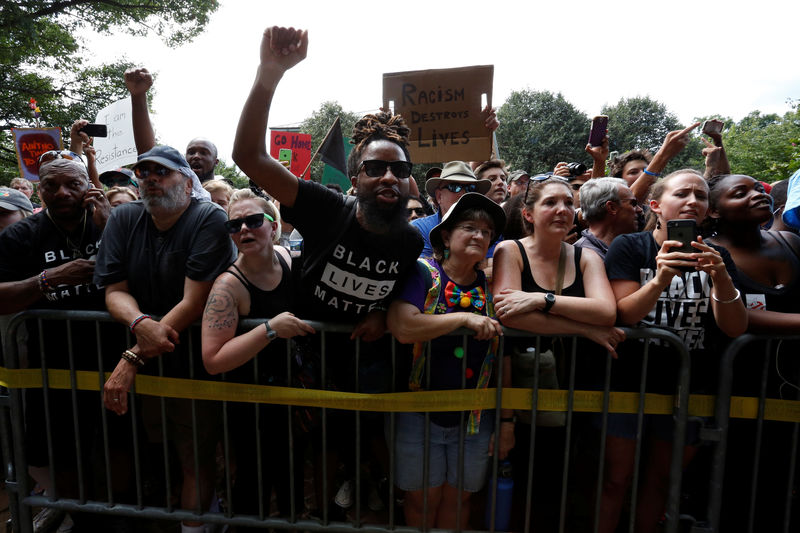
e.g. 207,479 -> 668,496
0,0 -> 220,183
299,101 -> 360,182
215,158 -> 249,190
721,104 -> 800,182
496,90 -> 589,174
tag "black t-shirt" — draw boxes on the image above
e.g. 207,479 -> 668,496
94,199 -> 236,377
605,231 -> 739,392
94,199 -> 236,314
0,210 -> 106,369
280,179 -> 423,323
0,210 -> 104,310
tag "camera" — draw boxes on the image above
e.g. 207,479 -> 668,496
566,162 -> 587,177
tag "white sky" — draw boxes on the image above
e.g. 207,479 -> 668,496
85,0 -> 800,166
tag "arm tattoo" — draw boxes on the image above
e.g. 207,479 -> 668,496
204,286 -> 238,330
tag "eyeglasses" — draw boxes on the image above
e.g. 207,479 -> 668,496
358,160 -> 413,179
454,224 -> 493,239
441,183 -> 478,194
38,150 -> 86,167
224,213 -> 275,234
134,166 -> 172,179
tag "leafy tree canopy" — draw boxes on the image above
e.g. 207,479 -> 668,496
1,0 -> 219,183
496,90 -> 589,174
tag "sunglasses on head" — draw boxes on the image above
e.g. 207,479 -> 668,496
441,183 -> 478,194
38,150 -> 86,167
134,166 -> 172,179
525,174 -> 570,198
224,213 -> 275,234
358,160 -> 413,179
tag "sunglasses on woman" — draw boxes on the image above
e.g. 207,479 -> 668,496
224,213 -> 275,234
358,160 -> 413,179
38,150 -> 86,167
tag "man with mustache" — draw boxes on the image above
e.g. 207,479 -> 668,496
233,26 -> 424,516
0,154 -> 110,525
94,145 -> 235,533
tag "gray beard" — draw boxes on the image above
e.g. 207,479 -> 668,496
141,180 -> 188,212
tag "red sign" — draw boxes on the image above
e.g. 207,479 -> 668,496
270,130 -> 312,179
11,128 -> 63,181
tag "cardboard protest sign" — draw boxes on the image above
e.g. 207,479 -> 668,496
11,128 -> 63,181
383,65 -> 493,163
93,97 -> 137,173
270,130 -> 312,179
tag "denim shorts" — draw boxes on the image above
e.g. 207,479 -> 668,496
386,411 -> 494,492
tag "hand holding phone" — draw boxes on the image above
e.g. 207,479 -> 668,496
588,115 -> 608,147
79,123 -> 108,138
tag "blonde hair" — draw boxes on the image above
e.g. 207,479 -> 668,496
228,188 -> 281,243
106,186 -> 138,204
202,179 -> 234,197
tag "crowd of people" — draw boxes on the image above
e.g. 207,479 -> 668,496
1,24 -> 799,533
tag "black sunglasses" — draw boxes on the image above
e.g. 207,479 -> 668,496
358,160 -> 413,179
103,176 -> 138,188
224,213 -> 275,234
410,207 -> 427,216
134,166 -> 172,179
441,183 -> 478,194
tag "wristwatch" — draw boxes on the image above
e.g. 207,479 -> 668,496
543,292 -> 556,313
264,320 -> 278,341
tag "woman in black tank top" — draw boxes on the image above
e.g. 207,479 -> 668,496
201,189 -> 314,521
493,176 -> 623,351
707,174 -> 800,530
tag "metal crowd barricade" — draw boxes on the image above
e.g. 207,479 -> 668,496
1,310 -> 692,533
695,333 -> 800,533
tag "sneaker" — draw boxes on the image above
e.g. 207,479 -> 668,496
368,486 -> 385,512
334,480 -> 353,508
56,514 -> 73,533
32,507 -> 65,533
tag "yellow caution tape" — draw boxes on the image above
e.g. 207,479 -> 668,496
0,367 -> 798,422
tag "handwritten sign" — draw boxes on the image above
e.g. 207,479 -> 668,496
93,97 -> 137,173
11,128 -> 63,181
383,65 -> 493,163
270,130 -> 312,178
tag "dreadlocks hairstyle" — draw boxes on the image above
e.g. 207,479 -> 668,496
346,111 -> 412,178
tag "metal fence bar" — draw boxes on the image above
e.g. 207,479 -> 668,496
3,310 -> 704,533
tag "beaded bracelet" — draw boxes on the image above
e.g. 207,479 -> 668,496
642,168 -> 661,177
121,349 -> 145,368
38,270 -> 52,293
129,314 -> 151,333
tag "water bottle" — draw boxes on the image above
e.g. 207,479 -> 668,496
288,228 -> 303,258
485,460 -> 514,531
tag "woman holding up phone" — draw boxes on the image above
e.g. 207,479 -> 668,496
600,169 -> 746,533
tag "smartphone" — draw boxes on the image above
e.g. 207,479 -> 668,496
79,123 -> 108,137
701,120 -> 723,136
588,115 -> 608,147
666,219 -> 697,254
278,148 -> 292,169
